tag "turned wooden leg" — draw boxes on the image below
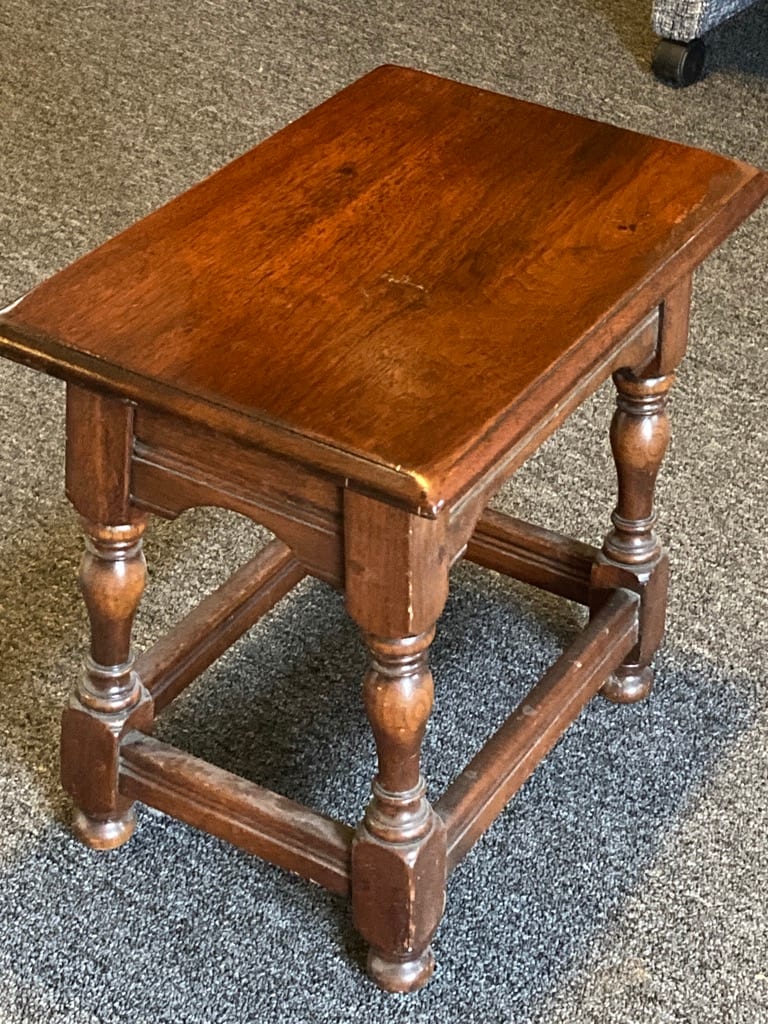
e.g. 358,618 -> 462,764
60,517 -> 153,849
591,369 -> 674,703
352,629 -> 447,993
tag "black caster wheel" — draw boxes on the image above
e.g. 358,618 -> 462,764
652,37 -> 706,86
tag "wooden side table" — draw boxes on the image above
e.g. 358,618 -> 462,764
1,66 -> 766,992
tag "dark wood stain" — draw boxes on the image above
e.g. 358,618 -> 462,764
2,66 -> 766,512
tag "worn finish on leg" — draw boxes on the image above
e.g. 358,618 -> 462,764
61,385 -> 153,848
592,369 -> 674,702
352,630 -> 446,992
61,517 -> 153,848
345,491 -> 450,992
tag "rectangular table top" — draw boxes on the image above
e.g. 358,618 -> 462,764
1,65 -> 766,513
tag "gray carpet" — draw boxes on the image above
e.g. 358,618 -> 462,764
1,2 -> 767,1021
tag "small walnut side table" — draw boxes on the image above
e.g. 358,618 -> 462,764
1,67 -> 766,992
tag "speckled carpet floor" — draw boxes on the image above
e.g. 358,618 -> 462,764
0,2 -> 766,1021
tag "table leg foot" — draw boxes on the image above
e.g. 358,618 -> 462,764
367,946 -> 435,993
601,664 -> 653,704
72,806 -> 136,850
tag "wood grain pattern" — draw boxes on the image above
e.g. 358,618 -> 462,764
120,733 -> 353,895
3,66 -> 766,513
344,490 -> 450,637
65,383 -> 138,524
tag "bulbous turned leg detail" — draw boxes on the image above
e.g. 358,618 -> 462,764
60,518 -> 153,849
592,370 -> 674,703
352,630 -> 447,993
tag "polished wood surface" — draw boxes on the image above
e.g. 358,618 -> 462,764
2,65 -> 766,513
120,732 -> 354,896
466,509 -> 598,605
0,66 -> 765,993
